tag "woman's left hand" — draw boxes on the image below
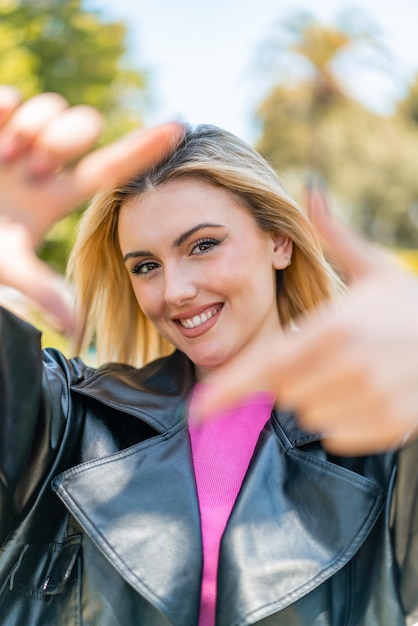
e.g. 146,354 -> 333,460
194,188 -> 418,455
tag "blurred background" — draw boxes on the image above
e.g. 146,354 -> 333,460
1,0 -> 418,347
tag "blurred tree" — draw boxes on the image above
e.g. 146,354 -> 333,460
397,75 -> 418,126
256,10 -> 418,247
0,0 -> 147,132
0,0 -> 149,270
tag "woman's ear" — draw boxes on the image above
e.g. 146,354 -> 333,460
271,232 -> 293,269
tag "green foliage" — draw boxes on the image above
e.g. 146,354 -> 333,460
256,11 -> 418,248
0,0 -> 149,271
0,0 -> 146,116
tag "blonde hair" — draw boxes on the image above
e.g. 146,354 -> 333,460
68,124 -> 341,366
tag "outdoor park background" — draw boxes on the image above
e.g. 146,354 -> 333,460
1,0 -> 418,348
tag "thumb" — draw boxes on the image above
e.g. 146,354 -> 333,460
307,185 -> 391,282
0,221 -> 74,333
3,254 -> 75,335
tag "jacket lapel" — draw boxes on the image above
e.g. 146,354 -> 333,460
52,420 -> 202,626
52,348 -> 388,626
217,411 -> 387,626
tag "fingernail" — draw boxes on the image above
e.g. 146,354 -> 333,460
305,174 -> 329,191
317,175 -> 328,191
305,176 -> 314,190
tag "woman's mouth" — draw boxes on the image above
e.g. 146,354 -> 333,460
177,305 -> 222,330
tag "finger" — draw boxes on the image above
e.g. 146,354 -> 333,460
307,368 -> 418,446
310,394 -> 416,455
0,92 -> 68,161
281,358 -> 370,431
193,336 -> 287,419
24,263 -> 75,335
0,85 -> 21,128
27,105 -> 103,177
307,185 -> 391,282
298,395 -> 388,436
3,252 -> 75,334
322,429 -> 402,455
53,122 -> 185,211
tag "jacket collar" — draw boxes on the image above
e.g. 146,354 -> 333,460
72,350 -> 320,447
72,349 -> 195,433
72,349 -> 318,447
53,352 -> 387,626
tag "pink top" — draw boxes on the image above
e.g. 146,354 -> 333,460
188,389 -> 273,626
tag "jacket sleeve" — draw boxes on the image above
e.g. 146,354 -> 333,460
0,306 -> 86,545
390,437 -> 418,618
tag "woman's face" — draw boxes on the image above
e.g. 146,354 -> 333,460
118,178 -> 292,379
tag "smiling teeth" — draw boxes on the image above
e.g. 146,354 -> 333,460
179,307 -> 219,329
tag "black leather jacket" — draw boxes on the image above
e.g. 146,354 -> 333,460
0,307 -> 417,626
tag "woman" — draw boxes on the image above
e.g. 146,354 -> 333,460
0,89 -> 417,625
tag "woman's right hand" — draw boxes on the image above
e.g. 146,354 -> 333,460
0,86 -> 182,333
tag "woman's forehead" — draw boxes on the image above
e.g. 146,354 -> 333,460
119,178 -> 249,224
117,178 -> 262,248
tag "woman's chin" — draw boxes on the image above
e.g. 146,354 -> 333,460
186,349 -> 234,380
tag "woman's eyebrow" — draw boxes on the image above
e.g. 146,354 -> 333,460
173,222 -> 224,247
123,249 -> 153,262
123,222 -> 224,262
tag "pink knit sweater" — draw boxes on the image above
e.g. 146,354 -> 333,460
189,389 -> 273,626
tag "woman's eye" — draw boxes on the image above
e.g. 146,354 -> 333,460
191,238 -> 220,255
130,261 -> 159,276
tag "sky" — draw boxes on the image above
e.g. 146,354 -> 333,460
85,0 -> 418,143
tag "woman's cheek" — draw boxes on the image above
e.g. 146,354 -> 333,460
135,284 -> 163,322
130,282 -> 149,313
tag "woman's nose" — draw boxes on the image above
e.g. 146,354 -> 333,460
163,266 -> 198,306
